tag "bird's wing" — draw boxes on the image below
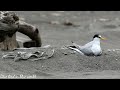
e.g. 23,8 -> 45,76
76,41 -> 94,55
80,41 -> 94,49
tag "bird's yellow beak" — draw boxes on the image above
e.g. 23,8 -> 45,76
100,37 -> 107,40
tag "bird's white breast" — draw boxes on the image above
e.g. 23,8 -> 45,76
91,42 -> 102,56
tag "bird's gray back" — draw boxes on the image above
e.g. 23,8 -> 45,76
80,41 -> 94,55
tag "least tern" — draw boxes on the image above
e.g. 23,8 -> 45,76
69,34 -> 106,56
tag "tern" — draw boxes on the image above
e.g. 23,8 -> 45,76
68,34 -> 106,56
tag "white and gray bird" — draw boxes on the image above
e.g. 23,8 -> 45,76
68,34 -> 106,56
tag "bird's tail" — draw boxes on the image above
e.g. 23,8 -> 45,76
71,41 -> 81,49
67,46 -> 84,55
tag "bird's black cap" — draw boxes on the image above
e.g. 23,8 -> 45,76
93,34 -> 101,38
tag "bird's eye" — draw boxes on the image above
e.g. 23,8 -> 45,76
99,35 -> 102,38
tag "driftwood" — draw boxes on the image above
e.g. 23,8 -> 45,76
0,22 -> 18,50
0,11 -> 42,51
17,21 -> 42,48
0,11 -> 19,50
2,46 -> 55,62
0,21 -> 42,50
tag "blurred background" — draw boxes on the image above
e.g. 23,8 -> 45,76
14,11 -> 120,49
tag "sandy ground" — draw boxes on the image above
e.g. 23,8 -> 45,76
1,11 -> 120,79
